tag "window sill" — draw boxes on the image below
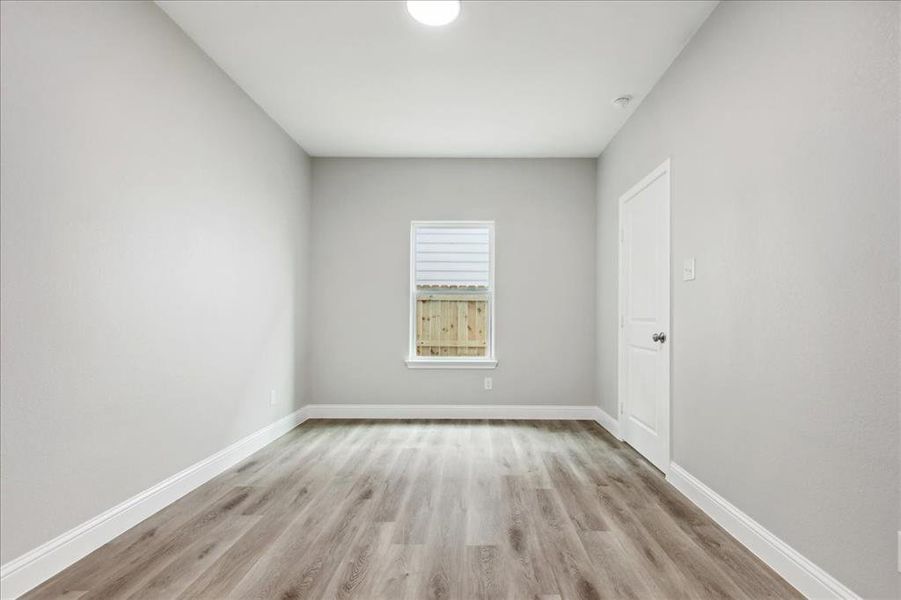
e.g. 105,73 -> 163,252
405,358 -> 498,370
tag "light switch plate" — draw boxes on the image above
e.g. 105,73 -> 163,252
683,258 -> 696,281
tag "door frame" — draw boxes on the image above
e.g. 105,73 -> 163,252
617,158 -> 671,475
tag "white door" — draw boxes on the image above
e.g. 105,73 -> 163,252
619,160 -> 670,473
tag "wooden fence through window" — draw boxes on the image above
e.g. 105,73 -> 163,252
416,293 -> 488,356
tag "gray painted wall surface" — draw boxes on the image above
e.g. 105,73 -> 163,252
594,2 -> 899,597
310,158 -> 596,407
0,1 -> 312,563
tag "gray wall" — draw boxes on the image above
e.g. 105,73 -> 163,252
594,1 -> 899,597
0,1 -> 312,563
310,158 -> 596,406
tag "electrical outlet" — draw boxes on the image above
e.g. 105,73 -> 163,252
269,390 -> 276,407
683,258 -> 696,281
484,377 -> 493,391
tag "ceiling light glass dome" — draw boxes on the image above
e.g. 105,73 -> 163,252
406,1 -> 461,27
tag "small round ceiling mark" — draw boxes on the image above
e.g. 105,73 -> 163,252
406,1 -> 461,27
612,95 -> 633,109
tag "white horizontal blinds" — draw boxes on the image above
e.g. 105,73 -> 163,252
415,225 -> 490,287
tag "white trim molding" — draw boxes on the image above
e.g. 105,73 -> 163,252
667,463 -> 861,600
0,408 -> 309,600
405,358 -> 498,369
302,403 -> 601,421
302,405 -> 622,443
594,407 -> 621,440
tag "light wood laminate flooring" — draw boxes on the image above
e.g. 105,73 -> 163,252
24,419 -> 801,600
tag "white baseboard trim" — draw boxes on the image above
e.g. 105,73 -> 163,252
667,463 -> 860,599
302,403 -> 601,421
0,408 -> 308,600
593,407 -> 621,439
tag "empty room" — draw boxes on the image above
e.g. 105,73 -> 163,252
0,1 -> 898,598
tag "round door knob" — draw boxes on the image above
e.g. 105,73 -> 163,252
652,332 -> 667,343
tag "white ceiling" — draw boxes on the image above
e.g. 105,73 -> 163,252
158,1 -> 717,157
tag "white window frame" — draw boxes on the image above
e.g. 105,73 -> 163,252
405,220 -> 497,369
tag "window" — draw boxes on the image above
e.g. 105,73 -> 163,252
406,221 -> 496,368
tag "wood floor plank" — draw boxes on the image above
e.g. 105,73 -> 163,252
392,423 -> 446,545
363,530 -> 424,600
466,421 -> 502,546
590,474 -> 697,598
417,421 -> 468,600
79,486 -> 257,600
228,426 -> 398,599
508,420 -> 553,488
636,503 -> 754,600
541,451 -> 608,533
372,447 -> 420,523
576,530 -> 655,599
125,515 -> 261,600
23,420 -> 802,600
173,422 -> 376,599
498,474 -> 558,599
464,545 -> 505,600
323,423 -> 423,599
569,423 -> 699,598
530,487 -> 606,600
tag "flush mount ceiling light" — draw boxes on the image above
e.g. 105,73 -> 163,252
406,0 -> 461,27
612,95 -> 633,109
